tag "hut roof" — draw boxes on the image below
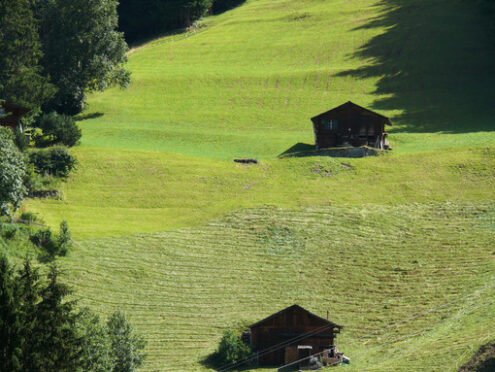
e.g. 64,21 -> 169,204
0,102 -> 31,116
311,101 -> 392,126
249,304 -> 343,329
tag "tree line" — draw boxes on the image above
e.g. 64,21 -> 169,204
0,0 -> 129,117
118,0 -> 246,43
0,255 -> 146,372
0,0 -> 245,117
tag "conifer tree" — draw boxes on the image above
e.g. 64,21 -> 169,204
0,256 -> 22,372
0,0 -> 55,121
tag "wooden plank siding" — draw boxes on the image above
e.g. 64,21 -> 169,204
311,101 -> 391,150
0,102 -> 30,132
249,304 -> 342,366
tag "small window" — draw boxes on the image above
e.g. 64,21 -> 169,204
322,119 -> 339,130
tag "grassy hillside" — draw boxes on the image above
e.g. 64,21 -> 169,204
62,203 -> 495,371
26,146 -> 495,236
19,0 -> 495,370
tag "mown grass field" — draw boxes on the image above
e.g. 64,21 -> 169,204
19,0 -> 495,370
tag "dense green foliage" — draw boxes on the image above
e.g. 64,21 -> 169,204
0,255 -> 146,372
118,0 -> 213,42
211,0 -> 245,14
0,0 -> 55,121
0,258 -> 81,371
107,311 -> 147,372
213,329 -> 251,367
35,112 -> 82,147
0,129 -> 26,217
36,0 -> 130,114
29,220 -> 72,258
29,146 -> 76,178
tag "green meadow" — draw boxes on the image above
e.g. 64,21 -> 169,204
20,0 -> 495,370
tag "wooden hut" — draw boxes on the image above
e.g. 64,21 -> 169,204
0,102 -> 30,133
311,101 -> 391,150
248,304 -> 342,367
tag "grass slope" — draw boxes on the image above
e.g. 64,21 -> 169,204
62,203 -> 495,371
20,0 -> 495,370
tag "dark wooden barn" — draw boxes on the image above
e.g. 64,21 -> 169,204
248,304 -> 343,367
0,102 -> 30,133
311,101 -> 391,150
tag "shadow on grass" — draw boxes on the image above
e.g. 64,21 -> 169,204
278,142 -> 315,157
74,112 -> 104,121
337,0 -> 495,133
200,353 -> 259,371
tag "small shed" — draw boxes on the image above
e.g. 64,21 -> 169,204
0,102 -> 30,133
248,304 -> 342,367
311,101 -> 391,150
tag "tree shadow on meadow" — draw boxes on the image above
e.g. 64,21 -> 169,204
337,0 -> 495,133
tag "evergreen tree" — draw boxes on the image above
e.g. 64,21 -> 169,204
0,0 -> 56,121
0,255 -> 146,371
78,310 -> 112,372
0,128 -> 27,217
35,265 -> 82,371
17,260 -> 41,372
107,311 -> 146,372
0,256 -> 22,372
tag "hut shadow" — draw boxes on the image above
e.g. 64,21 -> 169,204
74,112 -> 104,121
200,354 -> 260,371
278,143 -> 315,157
336,0 -> 495,133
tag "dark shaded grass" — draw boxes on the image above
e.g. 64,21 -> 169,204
338,0 -> 495,133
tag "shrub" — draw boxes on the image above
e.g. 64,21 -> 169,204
29,146 -> 76,178
19,212 -> 43,225
35,112 -> 82,147
1,224 -> 18,240
57,220 -> 72,256
215,329 -> 252,367
30,228 -> 57,254
29,221 -> 72,257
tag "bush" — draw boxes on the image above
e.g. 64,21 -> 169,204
215,329 -> 252,367
35,112 -> 82,147
30,228 -> 57,255
1,224 -> 18,240
29,221 -> 72,257
29,146 -> 76,178
19,212 -> 43,225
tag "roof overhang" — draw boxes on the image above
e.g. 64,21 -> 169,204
249,304 -> 343,330
311,101 -> 392,126
1,102 -> 31,116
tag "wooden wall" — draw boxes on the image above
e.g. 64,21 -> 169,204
250,306 -> 339,366
312,106 -> 387,149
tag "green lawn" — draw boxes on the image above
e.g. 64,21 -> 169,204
60,203 -> 495,371
19,0 -> 495,370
